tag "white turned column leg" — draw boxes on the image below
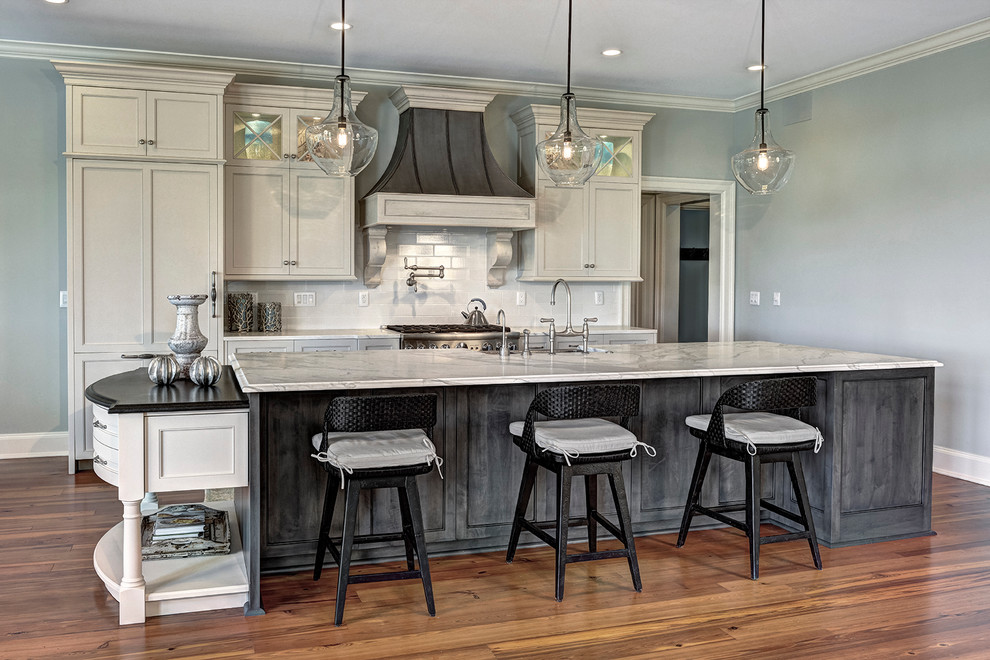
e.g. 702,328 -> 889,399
140,492 -> 159,515
118,499 -> 146,625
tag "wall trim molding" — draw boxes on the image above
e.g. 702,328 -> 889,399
933,445 -> 990,487
640,177 -> 736,342
6,17 -> 989,114
0,432 -> 68,460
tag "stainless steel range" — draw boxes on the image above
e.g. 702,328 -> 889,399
385,324 -> 520,352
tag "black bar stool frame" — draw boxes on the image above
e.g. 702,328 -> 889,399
313,393 -> 438,626
675,376 -> 823,580
506,384 -> 643,601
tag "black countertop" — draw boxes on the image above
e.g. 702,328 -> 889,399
85,366 -> 249,414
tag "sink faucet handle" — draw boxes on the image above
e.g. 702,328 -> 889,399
539,317 -> 555,324
583,317 -> 598,324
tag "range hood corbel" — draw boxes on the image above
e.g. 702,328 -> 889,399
361,85 -> 535,289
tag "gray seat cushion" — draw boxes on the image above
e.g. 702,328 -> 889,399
311,428 -> 439,478
685,411 -> 824,455
508,418 -> 655,464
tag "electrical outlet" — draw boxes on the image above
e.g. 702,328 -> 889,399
749,291 -> 760,305
294,291 -> 316,307
594,291 -> 604,305
516,291 -> 526,306
358,291 -> 369,307
59,290 -> 68,308
773,292 -> 781,306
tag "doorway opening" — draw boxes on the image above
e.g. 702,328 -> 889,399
633,177 -> 736,342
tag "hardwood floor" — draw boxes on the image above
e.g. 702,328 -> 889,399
2,458 -> 990,658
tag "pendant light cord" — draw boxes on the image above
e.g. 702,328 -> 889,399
340,0 -> 346,76
565,0 -> 573,134
759,0 -> 766,144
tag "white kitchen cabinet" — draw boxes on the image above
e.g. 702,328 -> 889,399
511,106 -> 653,281
224,339 -> 294,359
69,86 -> 220,159
358,337 -> 401,351
223,84 -> 364,280
225,167 -> 353,278
57,61 -> 231,473
604,331 -> 657,345
294,338 -> 357,352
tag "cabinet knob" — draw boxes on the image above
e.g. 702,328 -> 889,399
290,260 -> 297,265
138,139 -> 146,145
147,139 -> 155,146
283,260 -> 290,265
583,264 -> 589,268
590,263 -> 596,268
283,154 -> 290,159
290,154 -> 297,159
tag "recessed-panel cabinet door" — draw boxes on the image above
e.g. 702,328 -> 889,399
148,91 -> 218,160
290,172 -> 353,278
149,165 -> 217,348
225,168 -> 289,275
589,181 -> 640,278
72,86 -> 146,156
74,161 -> 146,349
536,181 -> 588,277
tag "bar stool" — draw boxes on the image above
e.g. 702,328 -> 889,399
505,384 -> 655,601
310,393 -> 442,626
676,376 -> 824,579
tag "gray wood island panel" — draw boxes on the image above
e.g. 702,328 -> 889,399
232,342 -> 939,613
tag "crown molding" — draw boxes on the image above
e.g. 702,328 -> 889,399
733,16 -> 990,110
0,38 -> 732,112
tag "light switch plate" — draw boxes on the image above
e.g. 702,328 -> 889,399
773,292 -> 781,306
516,291 -> 526,306
749,291 -> 760,305
59,290 -> 68,308
294,292 -> 316,307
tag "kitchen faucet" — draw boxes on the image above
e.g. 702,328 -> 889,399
540,278 -> 596,354
496,309 -> 509,358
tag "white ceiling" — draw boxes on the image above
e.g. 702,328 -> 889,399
4,0 -> 990,101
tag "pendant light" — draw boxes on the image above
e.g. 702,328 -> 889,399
731,0 -> 795,195
536,0 -> 604,187
305,0 -> 378,177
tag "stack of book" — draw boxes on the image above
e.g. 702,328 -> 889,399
141,504 -> 230,560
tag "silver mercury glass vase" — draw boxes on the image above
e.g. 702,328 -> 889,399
167,294 -> 209,379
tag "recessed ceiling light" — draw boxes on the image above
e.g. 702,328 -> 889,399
331,22 -> 352,30
747,64 -> 766,71
45,0 -> 69,4
602,49 -> 622,57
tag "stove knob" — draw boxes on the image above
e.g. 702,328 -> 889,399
405,345 -> 416,350
510,342 -> 518,350
417,344 -> 426,349
441,344 -> 450,349
429,343 -> 438,349
482,342 -> 493,351
456,342 -> 468,349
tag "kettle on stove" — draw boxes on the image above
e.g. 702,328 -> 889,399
461,298 -> 489,326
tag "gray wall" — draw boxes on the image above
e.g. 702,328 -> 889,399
732,38 -> 990,456
0,58 -> 66,435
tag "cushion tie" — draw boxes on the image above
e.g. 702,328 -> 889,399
311,450 -> 352,488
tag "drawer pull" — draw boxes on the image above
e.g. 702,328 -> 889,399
93,419 -> 108,430
93,455 -> 108,466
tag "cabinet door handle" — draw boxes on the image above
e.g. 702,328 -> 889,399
93,455 -> 108,466
590,263 -> 596,268
290,260 -> 297,265
283,260 -> 290,265
138,139 -> 146,145
147,139 -> 155,146
93,419 -> 108,430
210,271 -> 218,318
283,154 -> 290,159
583,264 -> 589,268
290,154 -> 297,159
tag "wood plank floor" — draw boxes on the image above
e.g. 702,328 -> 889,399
3,458 -> 990,658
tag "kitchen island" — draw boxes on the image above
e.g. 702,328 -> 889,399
232,341 -> 940,615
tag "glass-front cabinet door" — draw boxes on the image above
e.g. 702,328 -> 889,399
227,105 -> 329,168
593,130 -> 637,181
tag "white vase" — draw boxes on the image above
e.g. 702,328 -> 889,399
167,294 -> 209,379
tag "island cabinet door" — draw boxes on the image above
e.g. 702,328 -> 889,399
455,384 -> 537,541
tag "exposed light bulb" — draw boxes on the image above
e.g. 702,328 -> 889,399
336,120 -> 348,148
562,137 -> 573,160
757,148 -> 770,171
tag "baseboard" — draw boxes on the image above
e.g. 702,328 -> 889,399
933,445 -> 990,487
0,432 -> 68,459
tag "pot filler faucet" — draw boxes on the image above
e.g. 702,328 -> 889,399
540,278 -> 597,354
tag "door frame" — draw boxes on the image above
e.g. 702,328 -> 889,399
640,176 -> 735,341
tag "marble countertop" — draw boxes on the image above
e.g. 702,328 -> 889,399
231,341 -> 941,393
222,326 -> 655,341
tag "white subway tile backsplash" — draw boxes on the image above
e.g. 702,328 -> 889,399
226,228 -> 625,330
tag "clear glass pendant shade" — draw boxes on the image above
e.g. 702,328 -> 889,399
536,93 -> 603,186
305,75 -> 378,177
731,108 -> 795,195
